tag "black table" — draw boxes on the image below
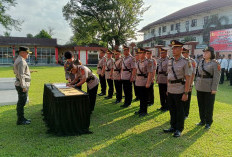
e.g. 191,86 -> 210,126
43,84 -> 92,136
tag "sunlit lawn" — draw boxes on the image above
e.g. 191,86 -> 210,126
0,66 -> 232,157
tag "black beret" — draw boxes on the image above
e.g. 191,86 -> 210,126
64,51 -> 73,59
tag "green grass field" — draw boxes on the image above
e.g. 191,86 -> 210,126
0,66 -> 232,157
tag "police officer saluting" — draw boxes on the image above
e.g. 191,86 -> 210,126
97,49 -> 107,96
13,46 -> 32,125
113,49 -> 123,104
163,40 -> 192,137
104,50 -> 114,99
157,48 -> 169,111
132,48 -> 153,116
195,46 -> 221,129
120,45 -> 136,108
182,47 -> 197,119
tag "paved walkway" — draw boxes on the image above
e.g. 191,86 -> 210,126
0,78 -> 29,106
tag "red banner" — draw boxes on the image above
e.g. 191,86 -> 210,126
210,29 -> 232,52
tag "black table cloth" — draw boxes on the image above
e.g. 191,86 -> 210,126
43,84 -> 92,136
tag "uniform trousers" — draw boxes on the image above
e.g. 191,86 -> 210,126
147,83 -> 154,104
220,68 -> 225,84
114,80 -> 122,101
229,68 -> 232,86
183,91 -> 192,117
197,91 -> 215,125
99,74 -> 106,94
87,84 -> 99,112
122,80 -> 132,105
168,93 -> 185,132
133,81 -> 139,99
158,84 -> 168,110
137,86 -> 149,113
106,79 -> 114,97
15,86 -> 28,122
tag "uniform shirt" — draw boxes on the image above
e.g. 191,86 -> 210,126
14,55 -> 31,89
227,59 -> 232,70
195,59 -> 221,92
157,57 -> 169,84
167,56 -> 193,94
64,59 -> 76,81
76,65 -> 99,90
97,56 -> 106,75
113,58 -> 122,80
104,58 -> 114,79
218,58 -> 228,69
121,55 -> 136,80
135,59 -> 153,87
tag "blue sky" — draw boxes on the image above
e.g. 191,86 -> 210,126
0,0 -> 207,44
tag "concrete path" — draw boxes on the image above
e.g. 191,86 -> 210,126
0,78 -> 29,106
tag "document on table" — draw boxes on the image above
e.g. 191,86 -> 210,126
52,83 -> 71,89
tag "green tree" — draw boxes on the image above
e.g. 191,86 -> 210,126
203,15 -> 231,44
26,33 -> 33,38
4,31 -> 11,37
34,29 -> 52,39
63,0 -> 149,48
0,0 -> 22,30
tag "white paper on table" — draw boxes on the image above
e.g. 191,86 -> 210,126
52,83 -> 72,89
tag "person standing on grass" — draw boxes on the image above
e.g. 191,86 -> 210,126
163,40 -> 192,138
132,48 -> 153,117
226,54 -> 231,82
13,46 -> 32,125
133,50 -> 140,101
113,49 -> 123,104
218,54 -> 227,84
64,51 -> 82,90
97,49 -> 107,96
156,48 -> 169,112
228,54 -> 232,86
67,63 -> 99,114
182,47 -> 197,119
120,45 -> 136,108
146,49 -> 157,106
195,47 -> 221,129
104,50 -> 114,99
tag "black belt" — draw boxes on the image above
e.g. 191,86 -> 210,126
137,74 -> 148,78
158,72 -> 168,76
169,79 -> 185,84
97,67 -> 102,69
114,69 -> 121,72
197,75 -> 213,78
16,78 -> 31,82
86,76 -> 95,83
123,69 -> 131,72
105,70 -> 111,72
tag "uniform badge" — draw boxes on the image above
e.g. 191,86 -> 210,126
172,41 -> 175,45
192,61 -> 196,68
217,64 -> 221,71
188,61 -> 192,68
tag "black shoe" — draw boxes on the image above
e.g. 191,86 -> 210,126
98,93 -> 106,96
17,120 -> 31,125
139,112 -> 148,117
134,110 -> 141,115
196,122 -> 205,126
115,100 -> 121,104
161,108 -> 168,112
105,96 -> 112,99
184,116 -> 188,120
148,103 -> 154,106
133,97 -> 139,101
23,118 -> 31,122
205,124 -> 211,129
173,130 -> 181,137
163,128 -> 175,133
120,104 -> 131,108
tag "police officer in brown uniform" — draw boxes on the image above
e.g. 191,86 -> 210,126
14,46 -> 32,125
120,45 -> 136,107
104,50 -> 114,99
146,50 -> 157,106
157,48 -> 169,111
97,49 -> 107,96
132,48 -> 153,117
68,64 -> 99,113
163,40 -> 192,137
113,49 -> 123,103
133,50 -> 140,101
195,46 -> 221,129
64,51 -> 82,90
182,47 -> 197,119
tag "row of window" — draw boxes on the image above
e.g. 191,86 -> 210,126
148,14 -> 219,36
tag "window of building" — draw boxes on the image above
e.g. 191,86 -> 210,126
88,51 -> 98,64
171,24 -> 174,31
147,43 -> 150,47
191,19 -> 197,27
159,27 -> 161,36
0,47 -> 13,64
204,16 -> 209,27
151,29 -> 155,35
162,26 -> 166,33
37,47 -> 56,64
175,23 -> 180,31
186,21 -> 189,31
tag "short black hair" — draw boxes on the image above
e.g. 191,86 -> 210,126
64,51 -> 73,59
210,51 -> 215,59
